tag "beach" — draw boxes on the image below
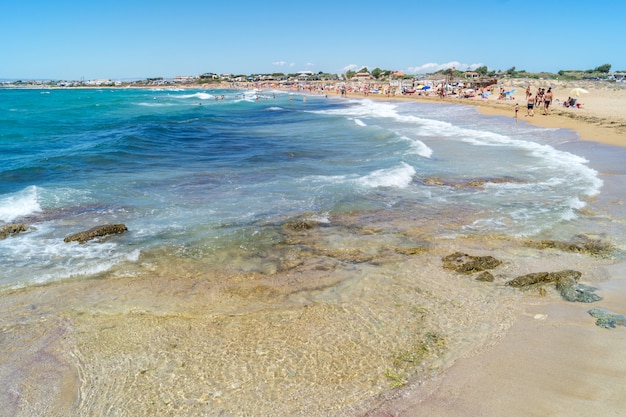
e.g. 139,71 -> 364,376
363,80 -> 626,416
1,85 -> 625,417
316,78 -> 626,146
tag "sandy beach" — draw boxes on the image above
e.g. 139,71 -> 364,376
312,78 -> 626,147
238,78 -> 626,416
1,83 -> 625,417
358,80 -> 626,416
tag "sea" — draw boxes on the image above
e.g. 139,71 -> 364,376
1,87 -> 626,416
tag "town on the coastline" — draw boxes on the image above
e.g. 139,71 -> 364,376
2,64 -> 625,90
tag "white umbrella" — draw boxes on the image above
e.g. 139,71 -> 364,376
570,88 -> 589,97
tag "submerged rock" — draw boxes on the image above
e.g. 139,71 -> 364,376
442,252 -> 502,274
506,270 -> 601,303
283,220 -> 314,231
475,271 -> 495,282
588,308 -> 626,329
557,283 -> 602,303
64,224 -> 128,244
505,270 -> 581,287
525,238 -> 615,258
421,177 -> 523,188
0,223 -> 31,239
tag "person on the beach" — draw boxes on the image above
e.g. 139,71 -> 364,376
525,85 -> 531,99
543,87 -> 553,115
535,88 -> 544,107
527,94 -> 535,116
515,103 -> 519,122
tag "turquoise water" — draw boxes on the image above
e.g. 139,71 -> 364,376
0,87 -> 621,287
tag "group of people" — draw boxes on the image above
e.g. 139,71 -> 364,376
563,96 -> 582,108
525,85 -> 553,116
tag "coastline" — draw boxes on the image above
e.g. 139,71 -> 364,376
310,81 -> 626,147
1,86 -> 626,416
353,85 -> 626,415
6,79 -> 626,147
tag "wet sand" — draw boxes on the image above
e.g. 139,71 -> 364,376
2,208 -> 623,416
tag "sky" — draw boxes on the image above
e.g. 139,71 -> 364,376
2,0 -> 625,80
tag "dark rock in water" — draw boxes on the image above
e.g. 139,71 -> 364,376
421,176 -> 524,189
558,283 -> 602,303
64,224 -> 128,244
0,223 -> 32,239
442,252 -> 502,274
395,246 -> 428,256
525,238 -> 615,258
588,308 -> 626,329
283,221 -> 313,231
506,270 -> 601,303
475,271 -> 495,282
505,270 -> 581,287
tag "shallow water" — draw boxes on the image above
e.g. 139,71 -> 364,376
1,88 -> 626,416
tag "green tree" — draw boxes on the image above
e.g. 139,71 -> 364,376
345,70 -> 356,79
475,65 -> 489,76
371,67 -> 383,79
593,64 -> 611,73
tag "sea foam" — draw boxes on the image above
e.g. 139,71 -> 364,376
357,162 -> 416,188
0,186 -> 42,223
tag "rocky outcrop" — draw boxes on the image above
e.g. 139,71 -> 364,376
525,238 -> 615,258
421,177 -> 523,188
64,224 -> 128,244
505,270 -> 581,287
506,270 -> 601,303
442,252 -> 502,274
283,220 -> 314,231
0,223 -> 31,239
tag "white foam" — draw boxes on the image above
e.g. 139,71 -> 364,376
357,162 -> 416,189
353,118 -> 367,127
0,186 -> 42,222
135,102 -> 178,107
177,92 -> 214,100
304,212 -> 331,224
0,221 -> 140,288
399,135 -> 433,158
332,99 -> 602,198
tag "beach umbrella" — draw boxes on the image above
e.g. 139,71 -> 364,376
422,85 -> 431,90
504,89 -> 516,95
570,88 -> 589,97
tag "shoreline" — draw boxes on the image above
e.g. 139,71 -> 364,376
5,81 -> 626,147
310,85 -> 626,147
2,86 -> 626,416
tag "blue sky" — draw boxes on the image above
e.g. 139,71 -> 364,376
2,0 -> 625,80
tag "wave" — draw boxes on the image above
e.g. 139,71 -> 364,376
399,135 -> 433,158
135,102 -> 179,107
0,186 -> 41,223
0,223 -> 141,289
321,99 -> 602,198
357,162 -> 416,189
176,92 -> 214,100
